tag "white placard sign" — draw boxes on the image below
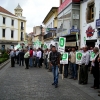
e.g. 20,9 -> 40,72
58,37 -> 66,53
60,53 -> 68,64
76,52 -> 83,64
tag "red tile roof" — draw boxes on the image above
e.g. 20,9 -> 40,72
0,6 -> 15,16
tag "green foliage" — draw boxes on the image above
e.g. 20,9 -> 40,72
1,49 -> 6,54
0,51 -> 9,64
2,52 -> 9,59
0,58 -> 8,64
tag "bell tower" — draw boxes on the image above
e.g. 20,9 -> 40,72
14,4 -> 23,16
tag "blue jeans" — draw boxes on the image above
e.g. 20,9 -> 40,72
52,66 -> 59,85
35,57 -> 40,67
29,57 -> 33,67
70,63 -> 77,78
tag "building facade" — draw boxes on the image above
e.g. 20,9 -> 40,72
42,7 -> 58,49
57,0 -> 80,48
0,4 -> 26,49
80,0 -> 100,48
33,26 -> 44,49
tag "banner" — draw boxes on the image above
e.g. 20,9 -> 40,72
34,40 -> 42,49
60,53 -> 68,64
14,44 -> 21,50
43,44 -> 47,49
76,52 -> 83,64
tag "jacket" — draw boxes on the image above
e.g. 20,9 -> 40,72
49,51 -> 60,66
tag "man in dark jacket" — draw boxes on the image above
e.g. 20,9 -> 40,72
19,50 -> 25,66
49,46 -> 60,88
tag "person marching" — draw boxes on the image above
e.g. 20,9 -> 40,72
16,49 -> 19,64
69,47 -> 77,80
19,49 -> 25,66
10,49 -> 16,67
79,46 -> 90,84
35,48 -> 41,68
29,48 -> 33,67
48,49 -> 52,72
24,49 -> 30,69
33,49 -> 37,67
91,47 -> 99,89
43,49 -> 48,69
49,46 -> 60,88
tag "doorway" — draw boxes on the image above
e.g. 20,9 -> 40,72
86,40 -> 96,48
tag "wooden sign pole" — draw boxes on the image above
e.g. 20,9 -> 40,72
62,64 -> 64,80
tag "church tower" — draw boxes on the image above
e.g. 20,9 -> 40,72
14,4 -> 23,16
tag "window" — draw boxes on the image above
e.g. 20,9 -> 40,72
11,20 -> 14,26
11,45 -> 14,49
2,29 -> 5,37
21,22 -> 24,30
51,22 -> 52,28
11,30 -> 14,38
2,45 -> 5,50
21,32 -> 23,41
90,5 -> 94,20
3,17 -> 5,24
86,2 -> 94,23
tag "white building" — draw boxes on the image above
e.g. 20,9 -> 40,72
80,0 -> 100,48
42,7 -> 58,49
0,4 -> 26,49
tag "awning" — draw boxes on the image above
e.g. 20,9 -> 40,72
66,42 -> 76,46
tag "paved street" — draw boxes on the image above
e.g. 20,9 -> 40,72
0,62 -> 99,100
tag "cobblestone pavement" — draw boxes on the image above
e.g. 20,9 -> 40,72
0,63 -> 99,100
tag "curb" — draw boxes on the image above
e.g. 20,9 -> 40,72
0,59 -> 10,70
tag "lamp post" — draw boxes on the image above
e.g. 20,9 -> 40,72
39,25 -> 43,41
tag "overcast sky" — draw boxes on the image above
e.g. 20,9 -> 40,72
0,0 -> 59,33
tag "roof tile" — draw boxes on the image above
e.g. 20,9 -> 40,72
0,6 -> 15,16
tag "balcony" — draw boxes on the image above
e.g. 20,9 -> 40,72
44,32 -> 54,40
18,16 -> 26,20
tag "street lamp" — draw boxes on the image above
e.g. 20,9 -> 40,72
39,25 -> 43,41
40,25 -> 43,35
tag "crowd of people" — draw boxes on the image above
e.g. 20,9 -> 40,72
9,46 -> 100,96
